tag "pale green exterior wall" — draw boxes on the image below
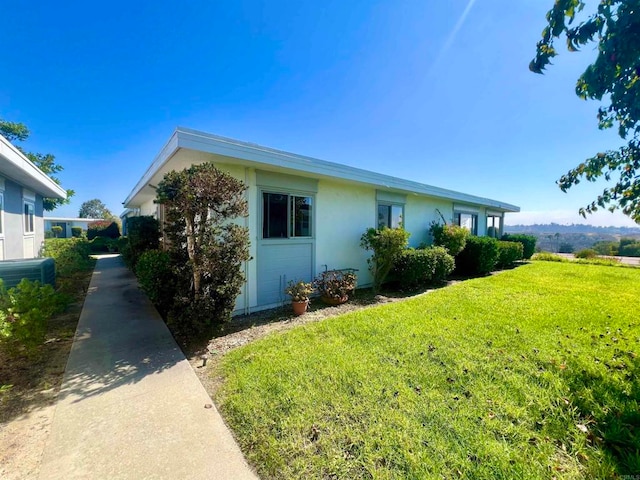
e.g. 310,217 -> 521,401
135,163 -> 504,315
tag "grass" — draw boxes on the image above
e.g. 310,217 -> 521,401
215,262 -> 640,479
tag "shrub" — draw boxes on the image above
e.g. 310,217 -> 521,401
135,250 -> 175,316
501,234 -> 537,259
532,252 -> 568,262
593,240 -> 619,256
51,225 -> 63,238
360,227 -> 410,293
575,248 -> 598,259
314,270 -> 357,300
619,241 -> 640,257
430,223 -> 469,256
89,236 -> 119,253
455,236 -> 499,275
285,280 -> 314,302
496,241 -> 524,269
87,220 -> 120,240
42,238 -> 93,278
0,279 -> 66,357
393,246 -> 454,290
558,242 -> 575,254
156,163 -> 250,331
71,226 -> 83,238
122,216 -> 160,268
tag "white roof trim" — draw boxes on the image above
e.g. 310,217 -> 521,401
43,217 -> 95,222
124,127 -> 520,212
0,135 -> 67,199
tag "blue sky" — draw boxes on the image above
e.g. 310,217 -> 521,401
1,0 -> 635,227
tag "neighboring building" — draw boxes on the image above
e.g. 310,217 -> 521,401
123,127 -> 520,315
0,134 -> 66,259
44,217 -> 94,238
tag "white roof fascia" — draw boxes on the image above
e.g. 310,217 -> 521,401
0,135 -> 67,199
124,127 -> 520,213
43,217 -> 95,222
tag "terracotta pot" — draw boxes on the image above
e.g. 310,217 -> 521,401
321,295 -> 348,306
292,300 -> 309,316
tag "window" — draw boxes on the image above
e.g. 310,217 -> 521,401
0,194 -> 3,235
262,192 -> 313,238
378,203 -> 403,229
454,212 -> 477,235
487,214 -> 501,238
24,202 -> 35,234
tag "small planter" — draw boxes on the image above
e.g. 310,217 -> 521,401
292,300 -> 309,316
321,295 -> 348,306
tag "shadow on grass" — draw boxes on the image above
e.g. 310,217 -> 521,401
180,279 -> 458,359
567,356 -> 640,474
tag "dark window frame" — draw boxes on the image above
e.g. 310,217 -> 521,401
262,191 -> 313,239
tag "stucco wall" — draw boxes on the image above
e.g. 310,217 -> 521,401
130,163 -> 503,314
404,195 -> 456,248
315,180 -> 374,286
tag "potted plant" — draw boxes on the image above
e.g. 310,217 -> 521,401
285,280 -> 314,315
314,270 -> 357,305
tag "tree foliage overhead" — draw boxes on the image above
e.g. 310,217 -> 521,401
0,119 -> 74,211
531,0 -> 640,223
79,198 -> 114,219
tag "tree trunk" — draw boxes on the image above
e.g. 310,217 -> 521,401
185,215 -> 201,298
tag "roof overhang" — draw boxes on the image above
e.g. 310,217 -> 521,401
124,127 -> 520,213
0,135 -> 67,199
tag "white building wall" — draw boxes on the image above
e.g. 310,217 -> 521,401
315,180 -> 375,287
404,196 -> 456,247
132,164 -> 497,314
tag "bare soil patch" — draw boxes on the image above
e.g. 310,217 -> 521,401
0,267 -> 94,480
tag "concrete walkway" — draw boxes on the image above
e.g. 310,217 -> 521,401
39,255 -> 258,480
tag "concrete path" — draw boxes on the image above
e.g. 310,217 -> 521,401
39,255 -> 258,480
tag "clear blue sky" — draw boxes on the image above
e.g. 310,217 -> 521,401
1,0 -> 635,227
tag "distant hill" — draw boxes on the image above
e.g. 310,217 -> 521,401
504,223 -> 640,253
505,223 -> 640,235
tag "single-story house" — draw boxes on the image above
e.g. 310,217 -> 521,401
0,134 -> 66,259
123,127 -> 519,315
44,217 -> 94,238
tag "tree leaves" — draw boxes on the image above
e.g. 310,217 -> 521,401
532,1 -> 640,223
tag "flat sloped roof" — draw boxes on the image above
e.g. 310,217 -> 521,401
124,127 -> 519,213
0,135 -> 67,199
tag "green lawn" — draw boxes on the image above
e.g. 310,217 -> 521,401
215,262 -> 640,479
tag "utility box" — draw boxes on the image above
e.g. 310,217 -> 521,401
0,258 -> 56,289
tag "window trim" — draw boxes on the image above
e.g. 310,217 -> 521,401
454,211 -> 478,235
0,192 -> 4,237
23,201 -> 35,235
377,202 -> 404,229
486,213 -> 502,238
261,190 -> 314,240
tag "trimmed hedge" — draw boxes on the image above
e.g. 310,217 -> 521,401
71,226 -> 83,238
87,220 -> 120,240
496,240 -> 524,268
501,234 -> 536,259
42,238 -> 93,278
455,236 -> 499,275
89,236 -> 119,253
393,246 -> 455,290
575,248 -> 598,259
135,250 -> 175,316
430,223 -> 469,256
122,216 -> 160,268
